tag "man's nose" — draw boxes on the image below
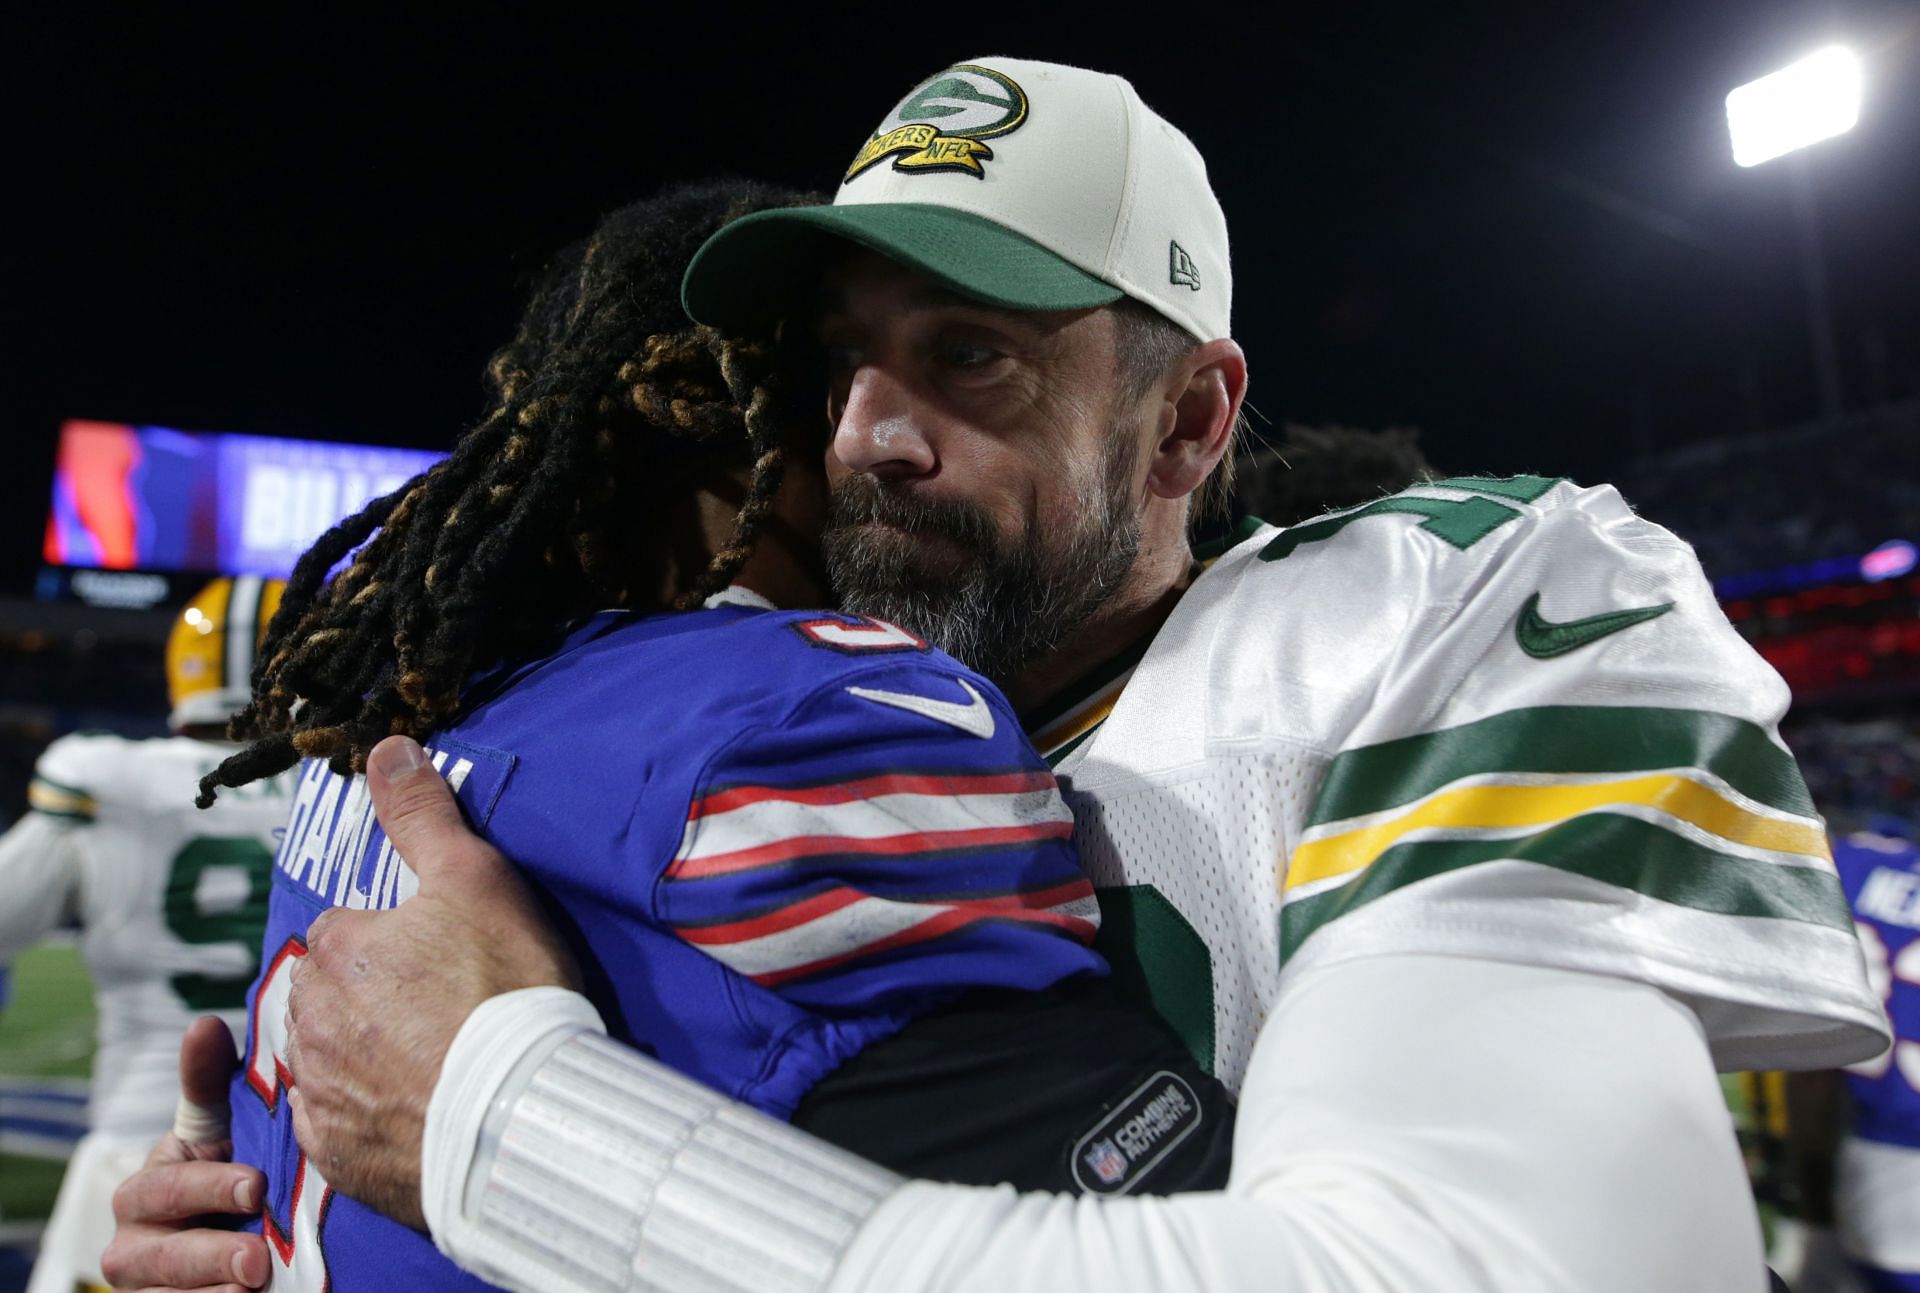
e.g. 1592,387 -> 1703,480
830,367 -> 936,481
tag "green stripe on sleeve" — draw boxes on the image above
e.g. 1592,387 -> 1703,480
1307,705 -> 1815,828
1280,811 -> 1849,964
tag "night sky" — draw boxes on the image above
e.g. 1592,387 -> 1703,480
12,2 -> 1920,592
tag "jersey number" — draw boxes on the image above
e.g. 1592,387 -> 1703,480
163,837 -> 275,1012
792,615 -> 928,654
1259,475 -> 1561,562
1851,922 -> 1920,1093
244,936 -> 333,1292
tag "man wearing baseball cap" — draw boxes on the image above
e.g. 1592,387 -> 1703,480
117,58 -> 1884,1293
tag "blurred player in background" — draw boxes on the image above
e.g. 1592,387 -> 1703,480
1832,830 -> 1920,1291
0,576 -> 294,1293
1784,831 -> 1920,1292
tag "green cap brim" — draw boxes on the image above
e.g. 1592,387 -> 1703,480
681,203 -> 1123,330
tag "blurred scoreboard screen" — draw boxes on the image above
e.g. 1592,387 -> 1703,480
43,420 -> 445,582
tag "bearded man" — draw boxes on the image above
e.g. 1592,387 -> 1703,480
112,57 -> 1886,1293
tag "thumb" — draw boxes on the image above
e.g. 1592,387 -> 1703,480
366,734 -> 511,899
173,1015 -> 237,1144
366,735 -> 579,989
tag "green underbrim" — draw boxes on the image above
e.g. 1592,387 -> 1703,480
681,203 -> 1124,329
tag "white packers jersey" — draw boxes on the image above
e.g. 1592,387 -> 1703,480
0,733 -> 294,1136
1042,476 -> 1887,1092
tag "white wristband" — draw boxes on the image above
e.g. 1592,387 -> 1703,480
423,987 -> 607,1245
426,988 -> 903,1293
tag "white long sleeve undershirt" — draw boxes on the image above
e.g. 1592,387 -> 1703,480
426,955 -> 1767,1293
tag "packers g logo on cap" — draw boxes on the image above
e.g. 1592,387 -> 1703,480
845,64 -> 1028,182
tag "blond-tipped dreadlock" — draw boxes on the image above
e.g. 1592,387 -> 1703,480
198,181 -> 823,805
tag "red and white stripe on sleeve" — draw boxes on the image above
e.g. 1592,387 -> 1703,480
662,767 -> 1096,990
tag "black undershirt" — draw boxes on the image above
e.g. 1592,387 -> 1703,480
790,974 -> 1235,1197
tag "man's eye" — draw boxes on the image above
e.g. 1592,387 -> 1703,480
822,343 -> 862,372
943,343 -> 1003,368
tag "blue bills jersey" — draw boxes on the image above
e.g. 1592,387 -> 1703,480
1835,833 -> 1920,1151
230,603 -> 1105,1292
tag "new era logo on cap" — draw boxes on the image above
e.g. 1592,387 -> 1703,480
681,57 -> 1232,344
1169,240 -> 1201,291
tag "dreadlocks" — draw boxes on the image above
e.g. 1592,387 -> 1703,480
198,180 -> 822,806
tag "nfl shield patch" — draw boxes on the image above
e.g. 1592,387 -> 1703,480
1082,1138 -> 1128,1188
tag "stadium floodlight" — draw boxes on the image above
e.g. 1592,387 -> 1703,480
1726,45 -> 1863,167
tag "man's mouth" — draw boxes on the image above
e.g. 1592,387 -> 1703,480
843,518 -> 975,572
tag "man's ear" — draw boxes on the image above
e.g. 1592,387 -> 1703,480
1145,338 -> 1248,501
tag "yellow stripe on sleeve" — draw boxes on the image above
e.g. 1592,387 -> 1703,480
1286,773 -> 1829,893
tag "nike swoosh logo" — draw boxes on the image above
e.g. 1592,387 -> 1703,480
1515,592 -> 1675,659
847,678 -> 997,739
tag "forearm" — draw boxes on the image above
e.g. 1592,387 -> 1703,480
834,957 -> 1764,1293
427,958 -> 1766,1293
425,988 -> 899,1293
834,1179 -> 1459,1293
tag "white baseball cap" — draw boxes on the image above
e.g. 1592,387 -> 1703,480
681,56 -> 1232,341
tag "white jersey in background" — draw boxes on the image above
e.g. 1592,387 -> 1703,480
0,733 -> 292,1135
424,478 -> 1890,1293
0,732 -> 293,1293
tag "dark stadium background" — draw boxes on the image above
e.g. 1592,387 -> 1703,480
11,3 -> 1919,515
2,2 -> 1918,1283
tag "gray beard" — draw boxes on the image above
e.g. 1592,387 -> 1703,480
822,440 -> 1141,685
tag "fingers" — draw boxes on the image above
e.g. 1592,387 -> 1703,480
103,1224 -> 269,1291
301,906 -> 350,960
173,1017 -> 238,1143
107,1138 -> 269,1290
113,1158 -> 262,1226
296,908 -> 372,1000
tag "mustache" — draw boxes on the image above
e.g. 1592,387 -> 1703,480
825,477 -> 1003,555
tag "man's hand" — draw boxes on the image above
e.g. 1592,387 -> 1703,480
283,734 -> 579,1231
102,1016 -> 269,1292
